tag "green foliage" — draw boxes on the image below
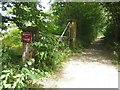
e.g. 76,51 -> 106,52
2,29 -> 22,64
104,23 -> 115,44
32,33 -> 71,72
1,2 -> 73,89
1,36 -> 71,89
113,43 -> 120,64
101,2 -> 120,63
1,29 -> 71,89
11,2 -> 49,31
51,2 -> 105,47
1,61 -> 43,89
1,29 -> 41,88
3,2 -> 119,89
2,29 -> 22,49
103,2 -> 120,43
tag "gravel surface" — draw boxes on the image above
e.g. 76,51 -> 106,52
39,39 -> 118,88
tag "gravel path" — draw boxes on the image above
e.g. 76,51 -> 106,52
39,39 -> 118,88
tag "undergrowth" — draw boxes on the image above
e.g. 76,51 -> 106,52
113,43 -> 120,65
1,31 -> 74,89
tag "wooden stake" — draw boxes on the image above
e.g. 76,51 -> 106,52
69,19 -> 77,49
22,43 -> 31,62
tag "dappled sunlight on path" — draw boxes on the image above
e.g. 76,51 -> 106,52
39,39 -> 118,88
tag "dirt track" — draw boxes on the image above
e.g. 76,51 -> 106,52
39,39 -> 118,88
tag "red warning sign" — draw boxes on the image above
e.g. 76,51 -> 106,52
22,32 -> 32,43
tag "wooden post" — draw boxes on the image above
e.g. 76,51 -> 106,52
22,43 -> 29,62
69,19 -> 77,49
22,31 -> 33,62
22,26 -> 39,62
22,43 -> 33,62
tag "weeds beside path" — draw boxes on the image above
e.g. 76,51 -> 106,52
38,38 -> 118,88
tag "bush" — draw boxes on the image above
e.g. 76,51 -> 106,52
32,33 -> 71,72
2,29 -> 22,64
113,43 -> 120,64
1,29 -> 42,88
1,61 -> 43,89
1,29 -> 72,89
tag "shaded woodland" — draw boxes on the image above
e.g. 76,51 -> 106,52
1,1 -> 120,88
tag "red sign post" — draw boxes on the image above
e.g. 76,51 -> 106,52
22,32 -> 33,62
22,32 -> 32,43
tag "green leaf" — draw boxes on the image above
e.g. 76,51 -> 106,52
2,70 -> 10,73
4,84 -> 11,88
0,75 -> 6,79
27,61 -> 32,66
12,81 -> 18,88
